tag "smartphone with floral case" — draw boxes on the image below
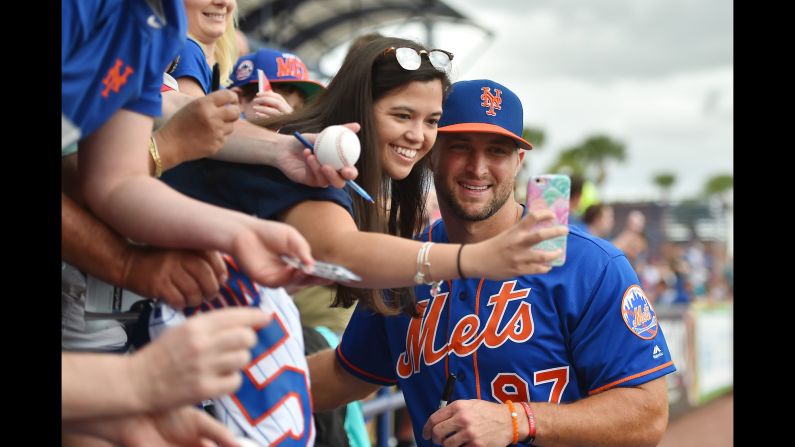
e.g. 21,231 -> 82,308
526,174 -> 570,266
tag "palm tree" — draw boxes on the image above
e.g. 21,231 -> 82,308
703,174 -> 733,209
577,135 -> 626,186
547,147 -> 586,177
522,127 -> 545,148
652,172 -> 676,204
546,134 -> 626,187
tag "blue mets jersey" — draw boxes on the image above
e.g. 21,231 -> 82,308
337,222 -> 676,446
62,0 -> 186,140
149,257 -> 316,446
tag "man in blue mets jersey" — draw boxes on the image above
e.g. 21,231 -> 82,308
308,79 -> 676,446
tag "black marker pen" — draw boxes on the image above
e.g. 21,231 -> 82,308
439,374 -> 457,409
211,63 -> 220,92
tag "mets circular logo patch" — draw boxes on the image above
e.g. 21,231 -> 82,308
235,60 -> 254,81
621,285 -> 658,339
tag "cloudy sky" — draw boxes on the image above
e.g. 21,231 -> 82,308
319,0 -> 733,202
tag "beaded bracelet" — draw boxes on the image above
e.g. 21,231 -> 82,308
505,400 -> 519,445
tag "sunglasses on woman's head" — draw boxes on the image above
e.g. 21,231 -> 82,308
383,47 -> 454,72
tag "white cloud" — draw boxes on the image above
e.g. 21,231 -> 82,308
516,66 -> 733,201
315,0 -> 733,201
446,0 -> 733,80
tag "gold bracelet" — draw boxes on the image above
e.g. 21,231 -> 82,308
148,135 -> 162,178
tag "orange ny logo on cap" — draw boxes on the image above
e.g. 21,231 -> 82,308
276,56 -> 307,79
102,59 -> 134,98
480,87 -> 502,116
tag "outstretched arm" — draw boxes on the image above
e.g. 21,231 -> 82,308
307,348 -> 380,411
63,307 -> 270,420
422,377 -> 669,447
207,112 -> 359,189
282,200 -> 567,289
78,109 -> 314,287
160,90 -> 357,188
62,192 -> 227,308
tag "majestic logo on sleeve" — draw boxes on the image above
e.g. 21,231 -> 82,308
621,285 -> 658,339
101,59 -> 135,98
396,280 -> 534,378
480,87 -> 503,116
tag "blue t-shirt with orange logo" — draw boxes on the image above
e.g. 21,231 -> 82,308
62,0 -> 186,140
337,223 -> 676,446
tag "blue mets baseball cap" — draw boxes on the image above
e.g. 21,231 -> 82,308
438,79 -> 533,150
230,48 -> 325,99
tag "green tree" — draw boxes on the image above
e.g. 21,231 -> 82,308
703,174 -> 733,208
522,126 -> 545,148
546,134 -> 626,185
652,172 -> 676,203
577,134 -> 626,186
547,147 -> 586,177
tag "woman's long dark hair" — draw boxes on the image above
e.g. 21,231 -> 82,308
263,36 -> 451,315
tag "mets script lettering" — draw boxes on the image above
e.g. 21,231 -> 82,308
396,280 -> 533,378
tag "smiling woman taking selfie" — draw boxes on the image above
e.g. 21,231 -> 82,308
163,35 -> 566,316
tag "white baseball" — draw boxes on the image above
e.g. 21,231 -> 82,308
314,125 -> 361,170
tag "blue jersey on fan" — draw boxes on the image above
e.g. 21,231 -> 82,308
170,38 -> 212,93
62,0 -> 186,140
149,256 -> 316,446
337,221 -> 676,446
160,40 -> 353,220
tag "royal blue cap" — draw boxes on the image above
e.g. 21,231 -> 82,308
438,79 -> 533,150
230,48 -> 325,99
